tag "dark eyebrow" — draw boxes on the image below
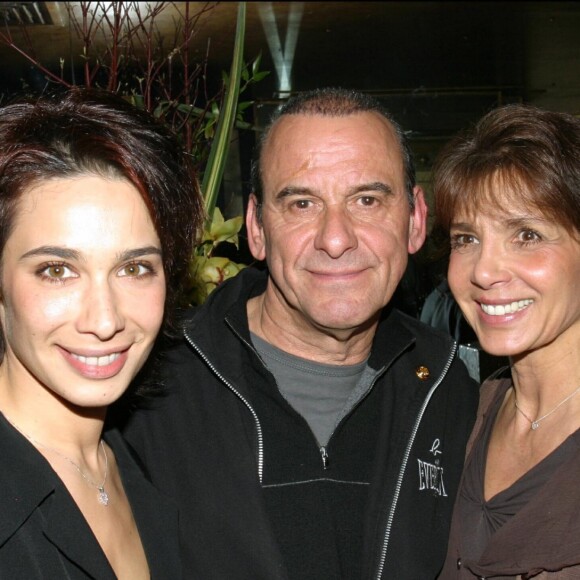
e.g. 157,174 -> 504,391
450,215 -> 550,232
275,182 -> 394,200
117,246 -> 162,262
350,182 -> 393,196
20,245 -> 162,262
504,216 -> 550,229
20,246 -> 82,261
275,186 -> 313,200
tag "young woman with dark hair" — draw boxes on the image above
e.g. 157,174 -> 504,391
0,88 -> 202,579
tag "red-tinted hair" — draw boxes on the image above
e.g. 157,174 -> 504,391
0,88 -> 204,367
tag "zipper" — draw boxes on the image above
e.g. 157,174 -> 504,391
184,328 -> 266,483
319,363 -> 396,473
320,446 -> 329,469
374,342 -> 458,579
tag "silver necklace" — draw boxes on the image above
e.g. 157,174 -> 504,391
5,416 -> 109,505
514,384 -> 580,431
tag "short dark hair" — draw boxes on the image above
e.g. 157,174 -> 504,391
0,88 -> 203,361
250,87 -> 416,209
433,103 -> 580,237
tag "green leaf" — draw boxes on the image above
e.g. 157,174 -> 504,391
210,206 -> 225,227
204,121 -> 215,140
211,217 -> 243,245
237,101 -> 253,112
252,70 -> 270,83
234,120 -> 252,130
174,103 -> 213,119
201,2 -> 247,227
252,53 -> 262,76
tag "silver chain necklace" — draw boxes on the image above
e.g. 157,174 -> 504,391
5,415 -> 109,505
514,384 -> 580,431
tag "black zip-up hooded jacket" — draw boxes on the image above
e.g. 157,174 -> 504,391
123,268 -> 478,579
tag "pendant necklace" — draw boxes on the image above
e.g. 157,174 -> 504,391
514,384 -> 580,431
4,415 -> 109,505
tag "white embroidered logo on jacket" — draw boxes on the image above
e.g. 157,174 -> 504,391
417,438 -> 448,497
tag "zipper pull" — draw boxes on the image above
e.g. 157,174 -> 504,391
320,446 -> 329,470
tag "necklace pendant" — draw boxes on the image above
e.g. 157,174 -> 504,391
531,421 -> 540,430
97,487 -> 109,506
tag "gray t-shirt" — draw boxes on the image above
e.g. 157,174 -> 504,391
251,333 -> 377,446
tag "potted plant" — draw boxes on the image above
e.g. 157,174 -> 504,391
0,1 -> 268,304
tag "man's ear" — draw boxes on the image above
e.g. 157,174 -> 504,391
246,193 -> 267,261
408,186 -> 428,255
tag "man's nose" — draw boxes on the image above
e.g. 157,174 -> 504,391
313,204 -> 358,258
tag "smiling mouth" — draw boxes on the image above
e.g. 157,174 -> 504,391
310,267 -> 367,277
69,352 -> 123,367
480,299 -> 533,316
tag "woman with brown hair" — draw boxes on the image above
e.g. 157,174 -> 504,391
434,103 -> 580,579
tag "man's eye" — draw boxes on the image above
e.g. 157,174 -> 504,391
358,196 -> 377,206
292,199 -> 313,209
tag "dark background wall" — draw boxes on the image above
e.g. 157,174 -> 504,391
1,1 -> 579,220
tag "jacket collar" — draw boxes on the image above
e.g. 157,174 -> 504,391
0,413 -> 56,544
0,413 -> 115,578
183,267 -> 457,409
107,429 -> 181,578
43,485 -> 117,578
184,267 -> 419,369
